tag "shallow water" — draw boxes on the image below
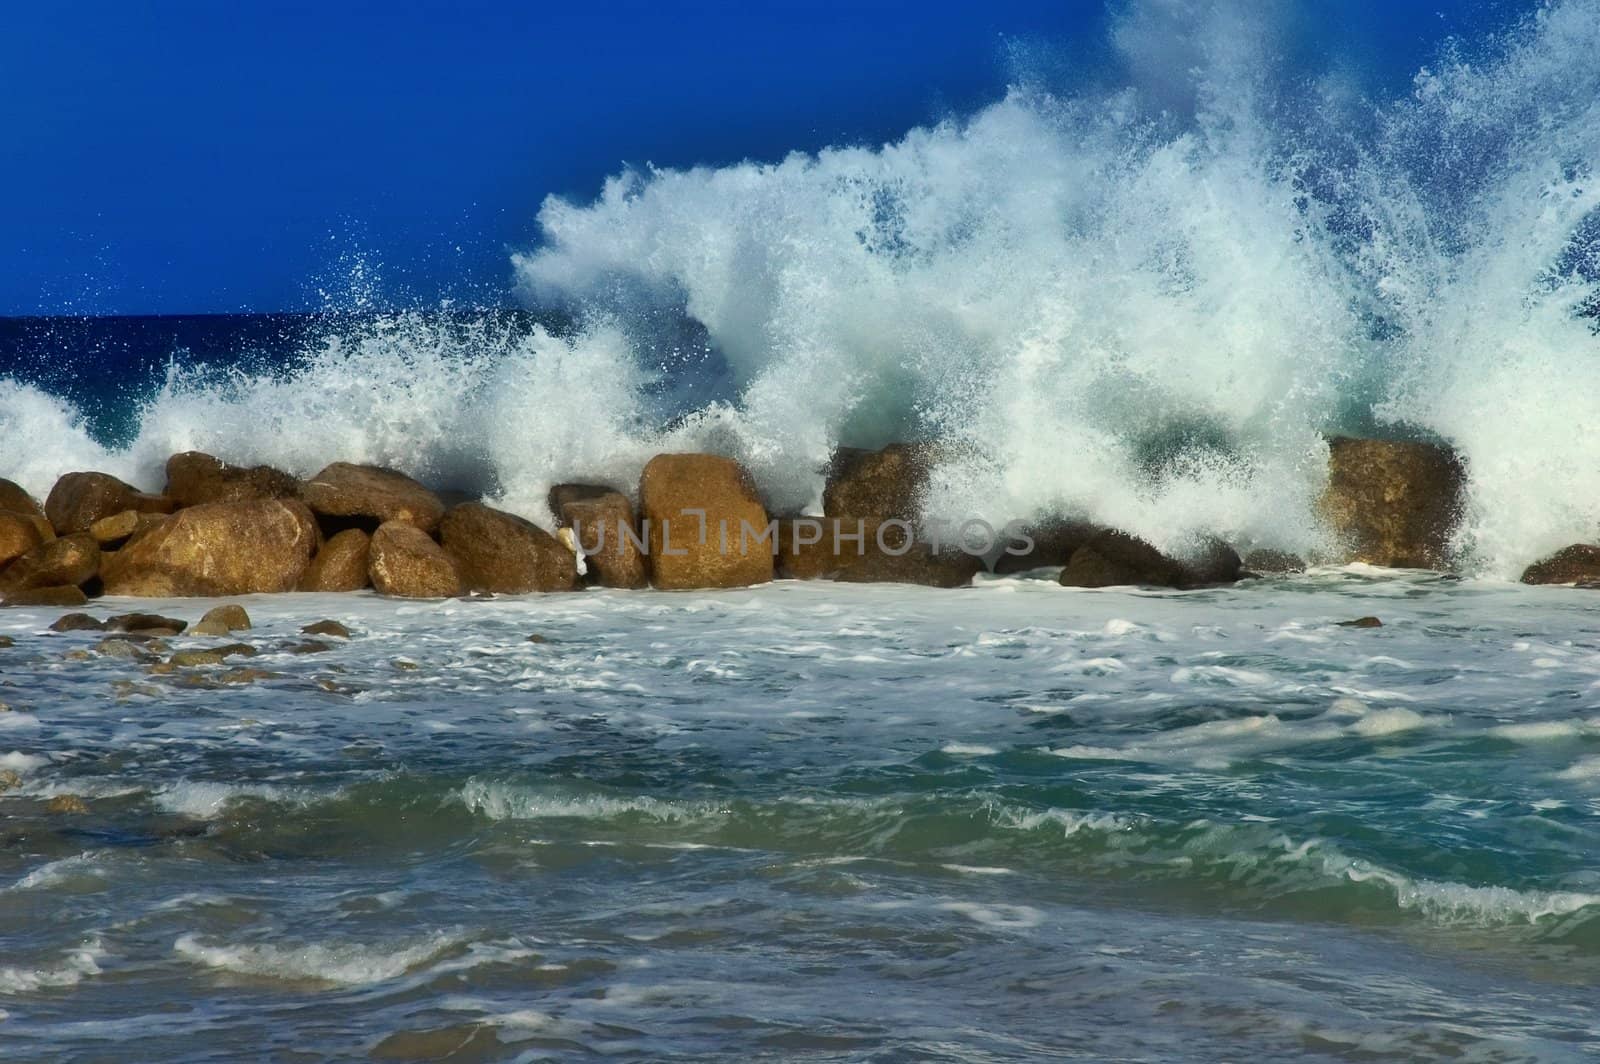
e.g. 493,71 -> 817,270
2,570 -> 1599,1060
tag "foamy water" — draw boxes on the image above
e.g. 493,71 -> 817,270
2,572 -> 1600,1058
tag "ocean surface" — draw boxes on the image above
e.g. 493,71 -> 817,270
4,572 -> 1600,1061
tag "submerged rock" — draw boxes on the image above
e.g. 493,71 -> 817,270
193,604 -> 252,636
439,502 -> 578,594
297,528 -> 371,592
165,451 -> 301,508
302,462 -> 444,534
46,795 -> 89,815
101,499 -> 318,596
0,534 -> 101,593
1338,616 -> 1384,629
638,454 -> 774,590
45,471 -> 175,535
368,521 -> 462,598
302,619 -> 351,638
549,484 -> 648,589
1520,544 -> 1600,586
1321,437 -> 1464,570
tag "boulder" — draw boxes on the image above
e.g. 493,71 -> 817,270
193,604 -> 252,636
106,613 -> 187,636
1320,437 -> 1464,570
368,521 -> 462,598
775,517 -> 982,588
1521,544 -> 1600,586
298,528 -> 372,592
0,478 -> 46,521
0,534 -> 100,593
822,443 -> 938,525
100,499 -> 318,597
1243,549 -> 1308,575
3,586 -> 89,608
439,502 -> 578,594
0,512 -> 49,569
548,484 -> 648,589
1059,531 -> 1240,590
638,454 -> 773,590
991,518 -> 1100,574
88,509 -> 168,547
45,472 -> 175,535
165,451 -> 302,508
302,462 -> 444,533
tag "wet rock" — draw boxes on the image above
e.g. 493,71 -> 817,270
775,517 -> 982,588
169,648 -> 229,667
0,533 -> 100,593
1320,437 -> 1465,570
95,637 -> 157,662
220,667 -> 280,684
288,640 -> 333,655
87,509 -> 168,547
193,604 -> 251,636
301,619 -> 350,638
0,768 -> 20,792
990,518 -> 1100,574
1242,549 -> 1308,575
46,795 -> 89,815
0,477 -> 46,522
1059,531 -> 1239,590
439,502 -> 579,594
822,443 -> 940,526
392,659 -> 419,670
368,522 -> 462,598
638,453 -> 774,590
105,612 -> 188,635
45,471 -> 175,535
100,499 -> 318,596
165,451 -> 301,508
0,635 -> 13,648
1339,616 -> 1384,629
526,633 -> 548,644
1520,544 -> 1600,586
302,462 -> 444,533
0,511 -> 50,569
549,484 -> 648,589
297,528 -> 371,592
4,586 -> 90,608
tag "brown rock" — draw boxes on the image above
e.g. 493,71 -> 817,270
1339,616 -> 1384,629
45,471 -> 175,535
87,509 -> 168,547
106,613 -> 188,635
0,636 -> 12,648
100,499 -> 318,597
302,619 -> 351,638
1243,549 -> 1308,575
638,454 -> 773,590
1320,437 -> 1465,570
3,586 -> 90,608
165,451 -> 301,508
822,443 -> 939,525
49,612 -> 104,632
297,528 -> 371,592
193,604 -> 252,636
1521,544 -> 1600,586
1058,531 -> 1240,590
990,518 -> 1100,574
368,521 -> 462,598
775,517 -> 981,588
0,478 -> 46,521
302,462 -> 444,533
549,484 -> 648,589
0,534 -> 100,593
0,511 -> 49,569
439,502 -> 578,594
46,795 -> 89,815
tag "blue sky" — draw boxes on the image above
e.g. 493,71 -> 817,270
2,1 -> 1505,315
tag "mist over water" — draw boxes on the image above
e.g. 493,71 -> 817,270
4,0 -> 1600,573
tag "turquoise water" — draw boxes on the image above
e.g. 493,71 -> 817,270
3,570 -> 1599,1060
